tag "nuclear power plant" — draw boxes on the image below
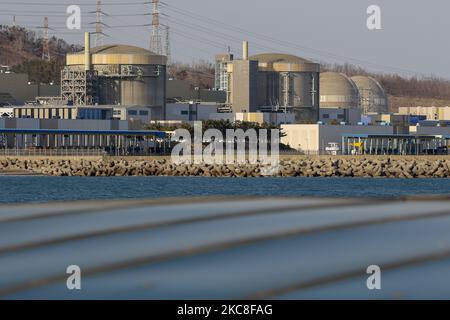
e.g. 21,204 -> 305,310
223,42 -> 392,123
351,76 -> 389,114
62,32 -> 167,119
225,41 -> 320,122
319,72 -> 359,109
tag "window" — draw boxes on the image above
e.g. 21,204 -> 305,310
128,110 -> 138,116
139,110 -> 149,116
181,110 -> 189,115
322,114 -> 330,119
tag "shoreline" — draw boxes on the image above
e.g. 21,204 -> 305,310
2,156 -> 450,178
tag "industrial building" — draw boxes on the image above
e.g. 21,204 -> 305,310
225,42 -> 320,122
341,134 -> 449,155
319,72 -> 359,109
351,76 -> 389,114
225,41 -> 259,113
0,72 -> 60,104
166,102 -> 220,121
252,53 -> 320,122
0,118 -> 167,156
210,112 -> 295,126
167,79 -> 226,103
1,105 -> 151,123
214,52 -> 233,91
319,107 -> 362,125
281,124 -> 394,155
62,33 -> 167,119
398,106 -> 450,121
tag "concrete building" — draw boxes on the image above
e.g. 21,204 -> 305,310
11,105 -> 113,120
0,72 -> 60,104
320,72 -> 359,109
226,41 -> 259,113
112,106 -> 152,123
0,118 -> 130,132
398,106 -> 450,121
351,76 -> 388,114
281,124 -> 394,155
167,79 -> 226,103
3,105 -> 151,124
166,102 -> 220,121
63,33 -> 166,119
209,112 -> 295,126
225,42 -> 320,122
250,53 -> 320,123
0,118 -> 166,155
364,113 -> 410,128
319,107 -> 362,125
214,52 -> 233,91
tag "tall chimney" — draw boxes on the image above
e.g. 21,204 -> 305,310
84,32 -> 91,71
243,40 -> 249,60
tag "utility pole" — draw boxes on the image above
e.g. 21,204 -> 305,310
42,17 -> 51,61
150,0 -> 162,55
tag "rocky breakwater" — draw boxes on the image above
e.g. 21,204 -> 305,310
1,157 -> 450,178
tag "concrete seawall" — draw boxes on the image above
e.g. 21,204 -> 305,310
1,156 -> 450,178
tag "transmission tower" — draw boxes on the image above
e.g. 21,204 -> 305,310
164,25 -> 171,62
42,17 -> 51,61
150,0 -> 162,55
95,0 -> 103,47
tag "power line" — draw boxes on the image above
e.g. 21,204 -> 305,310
1,1 -> 149,6
161,2 -> 424,76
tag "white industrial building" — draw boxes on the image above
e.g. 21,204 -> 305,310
281,124 -> 394,155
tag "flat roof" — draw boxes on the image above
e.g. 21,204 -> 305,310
342,133 -> 450,139
0,128 -> 166,138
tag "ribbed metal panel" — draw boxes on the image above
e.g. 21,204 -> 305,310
1,197 -> 450,299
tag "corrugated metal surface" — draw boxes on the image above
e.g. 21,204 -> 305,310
1,196 -> 450,299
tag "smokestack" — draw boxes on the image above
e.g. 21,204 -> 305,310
84,32 -> 91,71
243,40 -> 248,60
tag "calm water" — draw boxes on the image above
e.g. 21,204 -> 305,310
0,176 -> 450,204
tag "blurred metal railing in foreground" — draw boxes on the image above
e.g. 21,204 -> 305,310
1,196 -> 450,299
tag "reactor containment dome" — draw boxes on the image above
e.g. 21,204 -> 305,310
250,53 -> 320,123
319,72 -> 360,109
64,38 -> 167,120
351,76 -> 388,114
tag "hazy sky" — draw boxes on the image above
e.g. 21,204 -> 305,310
2,0 -> 450,78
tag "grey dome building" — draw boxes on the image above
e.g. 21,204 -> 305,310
351,76 -> 388,114
250,53 -> 320,122
319,72 -> 359,109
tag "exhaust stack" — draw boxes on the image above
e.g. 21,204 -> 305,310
243,41 -> 249,60
84,32 -> 91,71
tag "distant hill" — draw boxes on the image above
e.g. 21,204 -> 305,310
0,25 -> 82,84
